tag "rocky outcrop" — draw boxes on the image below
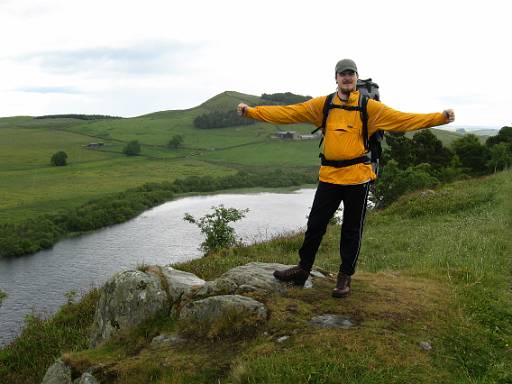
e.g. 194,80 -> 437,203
89,267 -> 205,347
193,262 -> 323,298
90,262 -> 326,347
179,294 -> 267,338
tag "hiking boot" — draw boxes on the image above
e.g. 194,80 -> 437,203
332,273 -> 351,298
273,265 -> 310,286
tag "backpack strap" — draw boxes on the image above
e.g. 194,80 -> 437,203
310,93 -> 335,148
359,94 -> 369,151
319,153 -> 370,168
311,93 -> 335,135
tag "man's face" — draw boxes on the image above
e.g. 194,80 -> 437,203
336,70 -> 358,93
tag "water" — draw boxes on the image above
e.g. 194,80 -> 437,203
0,188 -> 317,346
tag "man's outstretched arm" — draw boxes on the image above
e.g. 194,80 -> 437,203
237,99 -> 324,127
367,100 -> 455,135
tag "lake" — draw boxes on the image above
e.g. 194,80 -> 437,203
0,188 -> 319,346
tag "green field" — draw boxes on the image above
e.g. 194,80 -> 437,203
0,92 -> 313,224
0,90 -> 471,224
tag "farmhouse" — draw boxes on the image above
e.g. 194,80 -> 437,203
86,142 -> 104,149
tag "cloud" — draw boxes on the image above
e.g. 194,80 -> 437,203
17,86 -> 82,94
437,94 -> 487,107
18,40 -> 204,76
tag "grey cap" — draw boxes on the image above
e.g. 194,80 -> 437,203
335,59 -> 358,75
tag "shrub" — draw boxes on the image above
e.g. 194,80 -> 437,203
167,135 -> 183,149
50,151 -> 68,166
122,140 -> 141,156
375,160 -> 439,208
184,205 -> 249,255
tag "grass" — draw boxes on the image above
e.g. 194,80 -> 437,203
0,288 -> 101,384
2,170 -> 510,383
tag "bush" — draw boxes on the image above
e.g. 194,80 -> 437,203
167,135 -> 183,149
193,110 -> 255,129
123,140 -> 141,156
50,151 -> 68,166
184,205 -> 249,255
374,160 -> 439,207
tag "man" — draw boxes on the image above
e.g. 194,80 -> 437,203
237,59 -> 455,298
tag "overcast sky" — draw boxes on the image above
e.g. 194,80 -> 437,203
0,0 -> 510,127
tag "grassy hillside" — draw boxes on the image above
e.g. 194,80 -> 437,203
0,91 -> 481,224
0,92 -> 314,224
2,171 -> 510,383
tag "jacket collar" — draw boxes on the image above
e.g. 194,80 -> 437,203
335,90 -> 360,105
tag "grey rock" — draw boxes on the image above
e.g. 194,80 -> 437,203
41,359 -> 71,384
310,270 -> 326,278
179,295 -> 267,334
419,341 -> 432,351
420,190 -> 436,198
276,335 -> 290,343
150,333 -> 185,347
89,270 -> 168,347
74,373 -> 99,384
194,262 -> 324,298
159,266 -> 206,312
310,314 -> 354,329
89,266 -> 205,347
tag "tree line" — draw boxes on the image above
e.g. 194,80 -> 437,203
35,114 -> 122,120
0,169 -> 317,259
193,110 -> 255,129
260,92 -> 312,104
375,126 -> 512,206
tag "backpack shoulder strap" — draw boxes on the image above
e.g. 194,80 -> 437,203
359,93 -> 369,151
311,93 -> 335,135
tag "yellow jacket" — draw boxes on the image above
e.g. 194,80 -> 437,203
246,91 -> 448,185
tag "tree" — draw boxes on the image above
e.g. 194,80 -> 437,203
123,140 -> 141,156
383,133 -> 414,169
451,134 -> 491,175
184,205 -> 249,255
168,135 -> 184,149
51,151 -> 68,166
487,143 -> 512,173
411,129 -> 453,170
486,126 -> 512,147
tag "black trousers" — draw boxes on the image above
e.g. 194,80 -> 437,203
298,181 -> 370,276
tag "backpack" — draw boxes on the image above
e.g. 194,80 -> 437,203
312,78 -> 384,176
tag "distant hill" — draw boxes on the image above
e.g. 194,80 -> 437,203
141,91 -> 264,119
440,125 -> 499,137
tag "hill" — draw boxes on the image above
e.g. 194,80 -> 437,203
2,171 -> 510,383
0,91 -> 471,224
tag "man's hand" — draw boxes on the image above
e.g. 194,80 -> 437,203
237,103 -> 248,117
443,109 -> 455,123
